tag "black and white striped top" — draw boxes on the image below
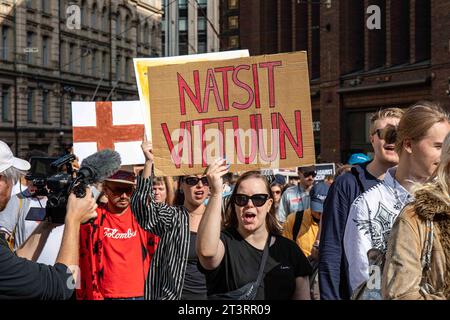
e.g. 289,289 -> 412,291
131,175 -> 190,300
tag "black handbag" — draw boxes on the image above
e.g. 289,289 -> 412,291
208,236 -> 271,300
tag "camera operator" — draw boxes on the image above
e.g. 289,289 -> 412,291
0,140 -> 97,299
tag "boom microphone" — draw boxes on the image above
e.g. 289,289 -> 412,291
71,149 -> 121,199
79,149 -> 122,184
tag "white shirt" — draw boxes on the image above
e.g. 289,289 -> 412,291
0,193 -> 62,265
344,167 -> 413,293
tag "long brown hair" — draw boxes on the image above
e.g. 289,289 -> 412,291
224,171 -> 282,236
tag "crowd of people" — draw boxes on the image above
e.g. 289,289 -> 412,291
0,100 -> 450,300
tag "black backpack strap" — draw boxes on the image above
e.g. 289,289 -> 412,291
292,210 -> 305,241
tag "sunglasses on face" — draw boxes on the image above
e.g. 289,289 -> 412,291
373,128 -> 384,139
184,176 -> 209,186
107,186 -> 134,196
234,194 -> 269,207
272,190 -> 281,195
373,125 -> 398,140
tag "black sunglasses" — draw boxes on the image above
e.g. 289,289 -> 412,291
373,125 -> 398,140
234,194 -> 269,207
373,128 -> 383,139
184,176 -> 209,186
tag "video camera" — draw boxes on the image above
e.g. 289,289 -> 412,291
25,150 -> 121,224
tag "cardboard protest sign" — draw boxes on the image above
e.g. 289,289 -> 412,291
134,50 -> 249,139
72,101 -> 146,165
315,163 -> 336,181
147,51 -> 315,176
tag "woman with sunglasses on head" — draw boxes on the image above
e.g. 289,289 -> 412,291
130,140 -> 210,300
197,160 -> 312,300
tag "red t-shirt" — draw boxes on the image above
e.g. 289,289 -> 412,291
100,206 -> 148,298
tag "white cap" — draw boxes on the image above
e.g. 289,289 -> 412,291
0,140 -> 31,173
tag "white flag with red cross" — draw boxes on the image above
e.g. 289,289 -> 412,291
71,101 -> 146,165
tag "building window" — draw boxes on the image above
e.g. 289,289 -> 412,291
125,58 -> 131,82
228,16 -> 238,30
415,0 -> 431,62
26,0 -> 33,9
198,41 -> 207,54
179,17 -> 187,32
91,4 -> 97,29
229,35 -> 239,48
1,86 -> 10,122
60,94 -> 66,125
179,0 -> 187,9
344,1 -> 365,73
41,0 -> 49,13
116,55 -> 122,81
311,3 -> 320,79
197,0 -> 207,8
125,15 -> 130,39
42,90 -> 49,124
92,49 -> 97,76
391,0 -> 410,65
102,52 -> 108,77
42,36 -> 49,66
27,90 -> 35,123
26,32 -> 34,64
60,41 -> 65,69
228,0 -> 238,9
102,7 -> 108,32
1,26 -> 9,60
144,23 -> 150,44
137,22 -> 141,43
81,0 -> 87,26
69,43 -> 75,72
116,12 -> 121,36
80,47 -> 87,74
197,16 -> 206,31
368,0 -> 386,69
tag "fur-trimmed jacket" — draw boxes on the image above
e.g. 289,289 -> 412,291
382,188 -> 450,300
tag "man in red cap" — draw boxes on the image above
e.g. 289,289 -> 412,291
77,170 -> 157,300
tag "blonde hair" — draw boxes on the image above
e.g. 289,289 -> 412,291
394,101 -> 449,155
369,107 -> 405,135
412,132 -> 450,207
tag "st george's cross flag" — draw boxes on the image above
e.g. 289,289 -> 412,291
71,101 -> 146,165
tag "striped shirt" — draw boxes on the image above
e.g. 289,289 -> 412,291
131,175 -> 190,300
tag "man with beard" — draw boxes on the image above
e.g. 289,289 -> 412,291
77,170 -> 157,300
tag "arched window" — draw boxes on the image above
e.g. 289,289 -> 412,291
143,23 -> 149,44
136,21 -> 141,43
41,0 -> 50,13
102,7 -> 108,32
125,15 -> 130,39
116,11 -> 121,36
91,3 -> 97,29
81,0 -> 87,26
